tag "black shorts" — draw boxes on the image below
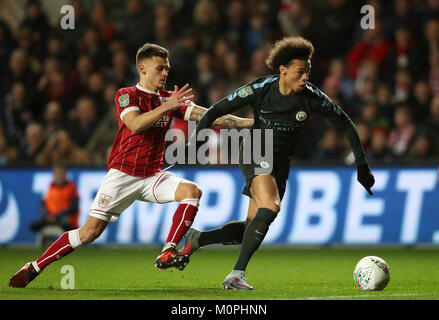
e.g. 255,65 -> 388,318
239,152 -> 290,200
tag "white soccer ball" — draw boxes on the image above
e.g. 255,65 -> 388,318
353,256 -> 390,291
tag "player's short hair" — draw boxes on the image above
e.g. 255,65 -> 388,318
266,37 -> 314,71
136,43 -> 169,65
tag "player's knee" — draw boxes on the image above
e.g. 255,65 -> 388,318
184,183 -> 203,199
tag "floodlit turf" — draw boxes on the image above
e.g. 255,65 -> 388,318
1,246 -> 438,300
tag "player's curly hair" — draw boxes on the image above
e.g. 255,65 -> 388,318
136,43 -> 169,65
266,37 -> 314,71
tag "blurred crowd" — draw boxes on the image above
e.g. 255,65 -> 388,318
0,0 -> 438,167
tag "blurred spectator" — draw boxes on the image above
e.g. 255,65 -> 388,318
42,101 -> 63,139
90,1 -> 117,43
393,67 -> 412,103
61,0 -> 90,56
326,58 -> 355,99
87,71 -> 107,114
406,133 -> 434,160
153,2 -> 175,49
16,122 -> 45,164
119,0 -> 154,53
2,81 -> 33,147
224,0 -> 248,46
352,60 -> 379,107
0,131 -> 17,166
347,20 -> 392,80
37,130 -> 90,166
193,0 -> 221,48
322,76 -> 355,119
410,18 -> 439,80
66,96 -> 98,148
367,127 -> 395,162
0,48 -> 38,100
45,30 -> 68,60
29,165 -> 79,236
430,50 -> 439,96
169,28 -> 200,86
67,53 -> 95,97
0,19 -> 13,77
37,70 -> 73,115
312,0 -> 360,61
107,48 -> 137,88
360,101 -> 390,130
388,105 -> 415,157
194,50 -> 216,106
223,50 -> 247,93
407,80 -> 432,123
278,0 -> 311,38
356,121 -> 372,152
244,12 -> 269,58
375,82 -> 395,124
312,127 -> 346,161
77,26 -> 111,69
387,0 -> 420,39
85,99 -> 118,166
19,0 -> 50,61
385,24 -> 416,78
417,96 -> 439,157
246,45 -> 270,79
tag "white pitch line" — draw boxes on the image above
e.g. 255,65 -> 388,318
291,293 -> 433,300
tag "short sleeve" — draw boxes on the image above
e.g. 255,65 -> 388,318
115,88 -> 139,120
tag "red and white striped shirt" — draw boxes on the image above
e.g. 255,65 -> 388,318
107,84 -> 192,178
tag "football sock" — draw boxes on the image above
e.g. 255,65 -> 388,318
233,208 -> 276,271
198,221 -> 246,247
165,199 -> 199,249
33,229 -> 82,272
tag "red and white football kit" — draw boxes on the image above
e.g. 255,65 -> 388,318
27,84 -> 199,274
89,83 -> 197,223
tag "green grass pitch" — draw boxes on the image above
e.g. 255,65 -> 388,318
1,246 -> 438,300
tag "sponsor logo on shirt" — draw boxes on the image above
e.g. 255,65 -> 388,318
238,86 -> 253,98
119,94 -> 130,107
154,115 -> 170,128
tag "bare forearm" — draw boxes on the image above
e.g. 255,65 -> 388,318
213,114 -> 253,129
125,105 -> 170,134
190,105 -> 253,129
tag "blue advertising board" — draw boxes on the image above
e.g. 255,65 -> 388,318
0,166 -> 438,245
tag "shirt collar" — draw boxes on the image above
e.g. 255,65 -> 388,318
136,83 -> 159,95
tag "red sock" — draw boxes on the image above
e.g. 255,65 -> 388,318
166,201 -> 198,245
35,230 -> 81,272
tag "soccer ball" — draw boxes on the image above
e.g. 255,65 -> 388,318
353,256 -> 390,291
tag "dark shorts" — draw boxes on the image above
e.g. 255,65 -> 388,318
239,154 -> 290,200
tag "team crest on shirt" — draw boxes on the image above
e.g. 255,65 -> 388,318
98,193 -> 112,208
119,94 -> 130,107
238,86 -> 253,98
296,111 -> 307,121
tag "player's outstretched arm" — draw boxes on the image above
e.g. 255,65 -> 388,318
318,98 -> 375,195
189,105 -> 254,129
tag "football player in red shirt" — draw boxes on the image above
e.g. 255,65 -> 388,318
9,43 -> 253,288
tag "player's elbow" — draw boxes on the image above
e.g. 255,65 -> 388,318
126,120 -> 145,135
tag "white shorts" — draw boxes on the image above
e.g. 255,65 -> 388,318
89,168 -> 183,222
